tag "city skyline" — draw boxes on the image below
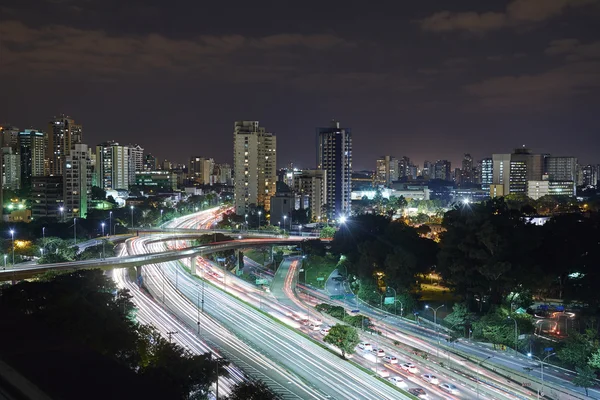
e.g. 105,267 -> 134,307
1,0 -> 599,169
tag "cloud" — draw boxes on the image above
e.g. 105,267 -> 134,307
464,60 -> 600,109
420,0 -> 598,33
546,39 -> 600,61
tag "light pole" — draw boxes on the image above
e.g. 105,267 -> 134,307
160,209 -> 163,225
109,211 -> 113,236
374,291 -> 383,310
508,316 -> 518,355
101,223 -> 105,259
528,352 -> 555,399
387,287 -> 397,315
244,214 -> 248,230
42,227 -> 46,255
196,284 -> 201,334
283,215 -> 287,234
395,287 -> 404,317
59,206 -> 64,223
477,355 -> 494,399
3,254 -> 6,270
258,211 -> 262,230
73,218 -> 77,245
425,304 -> 445,357
130,205 -> 134,230
10,229 -> 15,267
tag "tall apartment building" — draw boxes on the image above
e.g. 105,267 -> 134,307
480,158 -> 493,191
96,141 -> 130,190
545,156 -> 577,181
421,161 -> 433,179
1,125 -> 20,151
316,120 -> 352,220
144,154 -> 157,171
2,147 -> 21,190
233,121 -> 277,215
460,154 -> 474,185
47,115 -> 82,176
293,169 -> 327,221
31,176 -> 63,220
213,163 -> 232,185
190,156 -> 214,185
128,144 -> 144,184
433,160 -> 452,181
375,156 -> 398,186
18,129 -> 46,189
64,144 -> 91,218
581,165 -> 599,187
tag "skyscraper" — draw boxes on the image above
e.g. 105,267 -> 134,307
480,158 -> 493,191
316,120 -> 352,220
190,156 -> 214,185
581,165 -> 599,187
128,144 -> 144,184
96,141 -> 130,190
492,148 -> 544,196
545,156 -> 577,181
2,147 -> 21,190
47,114 -> 82,176
433,160 -> 452,181
1,125 -> 20,151
233,121 -> 277,215
460,154 -> 473,185
293,169 -> 327,221
18,129 -> 45,189
64,144 -> 91,218
375,156 -> 398,186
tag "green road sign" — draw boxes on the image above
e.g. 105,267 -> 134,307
330,294 -> 344,300
316,277 -> 325,281
384,296 -> 395,305
255,278 -> 268,285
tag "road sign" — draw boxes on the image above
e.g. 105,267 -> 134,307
330,294 -> 344,300
351,309 -> 360,313
384,296 -> 395,305
544,347 -> 554,352
255,278 -> 268,285
216,257 -> 226,262
316,277 -> 325,281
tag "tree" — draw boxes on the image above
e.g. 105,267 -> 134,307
320,226 -> 336,239
572,366 -> 597,396
323,324 -> 360,359
444,303 -> 476,335
558,330 -> 599,369
227,380 -> 279,400
589,348 -> 600,369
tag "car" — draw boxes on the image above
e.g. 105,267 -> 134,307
401,363 -> 419,373
421,374 -> 440,385
408,388 -> 429,398
374,368 -> 390,378
308,323 -> 321,331
370,348 -> 385,357
439,383 -> 460,395
358,342 -> 373,351
319,327 -> 331,335
383,355 -> 398,364
388,376 -> 408,388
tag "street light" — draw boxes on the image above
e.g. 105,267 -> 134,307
3,254 -> 6,270
258,211 -> 262,230
374,291 -> 383,310
9,229 -> 15,267
425,304 -> 445,357
508,316 -> 519,355
283,215 -> 287,233
339,215 -> 347,224
59,206 -> 64,222
101,223 -> 105,259
73,218 -> 77,244
527,352 -> 555,399
42,227 -> 46,255
130,205 -> 134,230
109,211 -> 113,236
387,287 -> 397,315
477,355 -> 494,399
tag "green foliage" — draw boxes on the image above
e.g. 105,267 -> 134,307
323,324 -> 360,359
572,366 -> 597,396
588,348 -> 600,369
471,307 -> 532,350
444,302 -> 476,334
558,330 -> 599,369
226,380 -> 280,400
320,226 -> 336,239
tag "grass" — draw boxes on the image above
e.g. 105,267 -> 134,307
416,283 -> 461,303
303,255 -> 338,288
244,249 -> 269,266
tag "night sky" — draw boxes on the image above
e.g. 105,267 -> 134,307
1,0 -> 599,170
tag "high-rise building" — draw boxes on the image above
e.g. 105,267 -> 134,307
545,156 -> 577,181
527,177 -> 575,200
189,156 -> 214,185
375,156 -> 398,186
581,165 -> 599,187
399,156 -> 411,178
2,147 -> 21,190
433,160 -> 452,181
460,154 -> 474,185
18,129 -> 45,189
213,163 -> 232,185
96,141 -> 130,190
293,169 -> 327,221
1,125 -> 20,151
492,148 -> 544,196
316,120 -> 352,220
127,144 -> 144,184
421,161 -> 433,179
480,158 -> 493,191
47,115 -> 82,176
144,154 -> 157,171
64,144 -> 91,218
233,121 -> 277,215
31,176 -> 63,220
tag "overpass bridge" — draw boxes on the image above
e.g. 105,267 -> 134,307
0,237 -> 304,282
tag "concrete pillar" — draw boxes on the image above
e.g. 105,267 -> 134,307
190,256 -> 197,276
136,265 -> 143,279
233,249 -> 240,275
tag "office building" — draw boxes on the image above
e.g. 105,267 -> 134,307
545,156 -> 577,181
18,129 -> 46,189
31,176 -> 63,220
316,120 -> 352,220
375,156 -> 398,186
293,169 -> 327,221
480,158 -> 493,191
135,170 -> 177,192
433,160 -> 452,181
2,147 -> 21,190
492,148 -> 544,196
96,141 -> 130,190
47,115 -> 82,176
63,144 -> 91,218
527,178 -> 576,200
190,156 -> 214,185
233,121 -> 277,215
581,165 -> 599,187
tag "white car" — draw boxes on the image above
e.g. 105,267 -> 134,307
388,376 -> 408,388
439,383 -> 460,395
308,323 -> 321,331
319,327 -> 331,335
401,363 -> 419,374
421,374 -> 440,385
383,355 -> 398,364
370,348 -> 385,357
358,342 -> 373,351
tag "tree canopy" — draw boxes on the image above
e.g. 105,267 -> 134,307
323,324 -> 360,359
